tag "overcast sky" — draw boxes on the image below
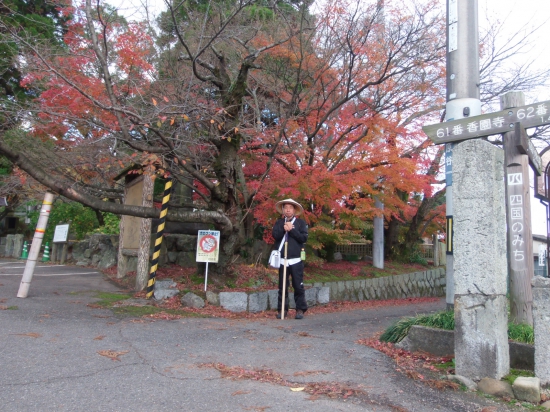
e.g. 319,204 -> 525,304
478,0 -> 549,236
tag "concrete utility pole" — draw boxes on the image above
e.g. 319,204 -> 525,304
18,192 -> 55,298
443,0 -> 509,381
373,198 -> 384,269
372,0 -> 385,270
444,0 -> 482,310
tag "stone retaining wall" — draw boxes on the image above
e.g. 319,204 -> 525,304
207,267 -> 446,313
0,234 -> 24,258
209,286 -> 332,313
309,267 -> 446,302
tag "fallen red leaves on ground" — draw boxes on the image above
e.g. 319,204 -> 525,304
143,296 -> 441,321
198,362 -> 366,399
357,334 -> 458,390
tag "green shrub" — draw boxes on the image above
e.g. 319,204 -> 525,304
29,201 -> 120,242
29,201 -> 98,242
409,249 -> 428,265
343,254 -> 359,262
92,212 -> 120,235
380,316 -> 418,343
380,310 -> 455,343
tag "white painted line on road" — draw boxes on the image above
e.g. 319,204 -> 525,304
0,272 -> 100,276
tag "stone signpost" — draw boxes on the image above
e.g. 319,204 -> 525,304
452,139 -> 509,380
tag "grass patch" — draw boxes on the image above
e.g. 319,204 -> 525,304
190,274 -> 206,285
91,291 -> 207,319
93,292 -> 133,307
434,359 -> 455,370
508,322 -> 534,345
7,306 -> 18,310
381,311 -> 535,345
110,305 -> 204,317
502,369 -> 535,386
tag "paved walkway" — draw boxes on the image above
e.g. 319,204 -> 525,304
0,260 -> 519,411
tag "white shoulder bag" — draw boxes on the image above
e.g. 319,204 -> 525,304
269,237 -> 284,268
268,218 -> 295,268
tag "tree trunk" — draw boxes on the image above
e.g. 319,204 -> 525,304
208,139 -> 244,280
399,189 -> 446,258
136,174 -> 154,291
94,208 -> 105,226
385,214 -> 401,259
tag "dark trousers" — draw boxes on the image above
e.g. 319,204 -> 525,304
277,261 -> 308,312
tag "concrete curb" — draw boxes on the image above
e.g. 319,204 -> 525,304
396,325 -> 534,371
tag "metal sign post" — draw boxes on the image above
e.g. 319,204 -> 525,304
52,223 -> 70,263
539,244 -> 547,267
196,230 -> 220,291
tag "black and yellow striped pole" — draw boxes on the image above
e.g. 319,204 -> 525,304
146,178 -> 173,299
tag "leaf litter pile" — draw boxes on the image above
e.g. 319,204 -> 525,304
357,335 -> 459,391
199,362 -> 366,400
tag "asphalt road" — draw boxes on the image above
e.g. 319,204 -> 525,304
0,259 -> 519,412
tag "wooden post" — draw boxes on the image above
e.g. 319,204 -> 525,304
60,242 -> 68,264
116,174 -> 154,291
501,91 -> 534,326
51,243 -> 58,263
135,174 -> 154,291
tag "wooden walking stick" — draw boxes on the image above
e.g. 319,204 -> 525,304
281,229 -> 289,320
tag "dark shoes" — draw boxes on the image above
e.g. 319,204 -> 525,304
276,310 -> 305,319
276,311 -> 288,319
